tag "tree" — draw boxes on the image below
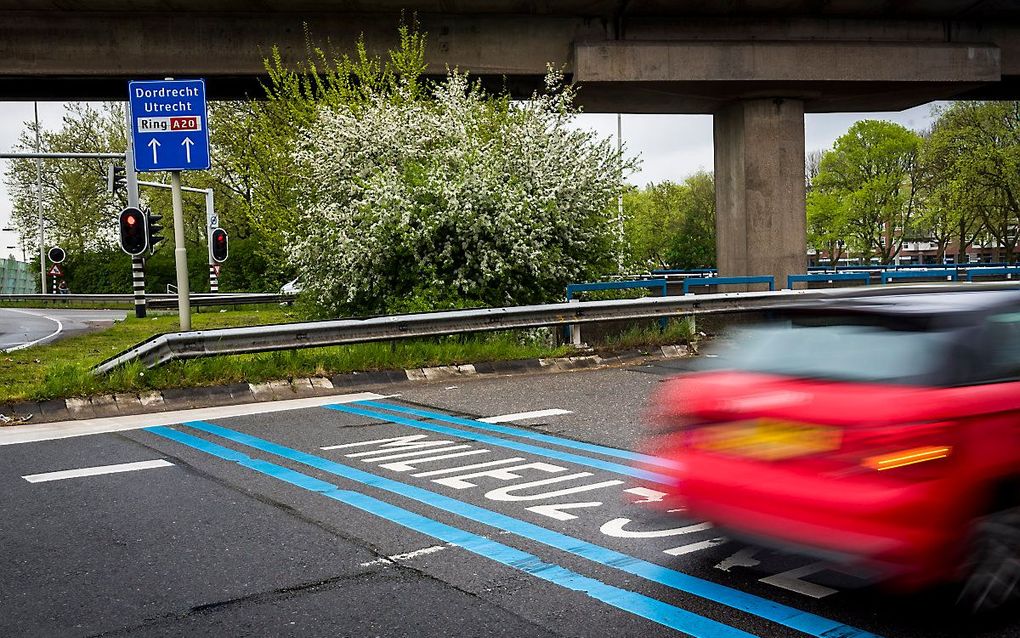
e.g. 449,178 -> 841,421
811,120 -> 922,263
806,190 -> 850,266
926,102 -> 1020,261
913,126 -> 983,262
4,103 -> 127,257
290,66 -> 632,316
623,172 -> 715,270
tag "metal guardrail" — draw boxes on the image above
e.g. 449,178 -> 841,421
0,293 -> 291,308
565,279 -> 669,340
92,281 -> 1020,375
787,272 -> 871,288
683,275 -> 775,294
566,279 -> 668,299
966,267 -> 1020,282
880,269 -> 958,284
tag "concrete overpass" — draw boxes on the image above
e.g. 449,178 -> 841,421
3,1 -> 1020,284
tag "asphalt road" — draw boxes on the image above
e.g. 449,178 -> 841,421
0,308 -> 126,351
2,362 -> 1018,637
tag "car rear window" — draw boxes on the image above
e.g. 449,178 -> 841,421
700,316 -> 957,385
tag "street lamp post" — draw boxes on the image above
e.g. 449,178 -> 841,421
34,102 -> 45,295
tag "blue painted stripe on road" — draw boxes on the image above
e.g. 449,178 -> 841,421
178,420 -> 882,638
328,403 -> 676,486
146,425 -> 750,638
356,400 -> 683,471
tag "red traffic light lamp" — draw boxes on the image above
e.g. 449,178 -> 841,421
211,228 -> 228,263
118,207 -> 148,256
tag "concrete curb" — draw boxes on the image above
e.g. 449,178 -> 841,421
0,344 -> 690,426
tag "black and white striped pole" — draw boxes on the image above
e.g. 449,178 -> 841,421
123,110 -> 146,319
131,256 -> 146,318
204,189 -> 218,293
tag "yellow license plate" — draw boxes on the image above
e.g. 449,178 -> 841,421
695,419 -> 841,460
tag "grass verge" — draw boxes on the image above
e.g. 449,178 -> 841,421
1,310 -> 694,404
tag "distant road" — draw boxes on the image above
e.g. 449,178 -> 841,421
0,308 -> 126,352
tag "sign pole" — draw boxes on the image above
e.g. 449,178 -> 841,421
170,171 -> 191,330
35,102 -> 45,295
124,106 -> 146,319
128,77 -> 208,330
205,189 -> 218,292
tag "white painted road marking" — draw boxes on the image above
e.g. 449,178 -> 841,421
715,548 -> 762,572
759,563 -> 839,599
664,538 -> 728,556
527,502 -> 604,521
479,408 -> 572,423
624,486 -> 669,503
23,459 -> 173,483
0,392 -> 389,446
360,544 -> 451,567
411,458 -> 526,478
600,517 -> 713,538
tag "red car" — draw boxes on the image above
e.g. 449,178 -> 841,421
647,290 -> 1020,612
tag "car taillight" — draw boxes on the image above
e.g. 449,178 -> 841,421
862,445 -> 952,471
841,421 -> 956,478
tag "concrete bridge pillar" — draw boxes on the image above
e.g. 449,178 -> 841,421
714,98 -> 806,289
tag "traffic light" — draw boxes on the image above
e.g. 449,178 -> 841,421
107,165 -> 126,194
47,246 -> 66,264
211,228 -> 229,263
118,207 -> 148,255
146,210 -> 164,254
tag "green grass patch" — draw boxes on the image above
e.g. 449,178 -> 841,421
1,307 -> 694,404
600,317 -> 698,351
0,307 -> 573,402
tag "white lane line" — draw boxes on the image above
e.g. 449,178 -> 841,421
360,544 -> 451,567
0,392 -> 390,446
1,308 -> 64,353
23,459 -> 173,483
478,408 -> 572,423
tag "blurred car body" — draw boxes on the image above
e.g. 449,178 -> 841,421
647,290 -> 1020,611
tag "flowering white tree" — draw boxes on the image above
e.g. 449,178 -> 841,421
289,68 -> 634,316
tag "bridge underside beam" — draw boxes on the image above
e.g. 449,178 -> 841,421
1,12 -> 1017,110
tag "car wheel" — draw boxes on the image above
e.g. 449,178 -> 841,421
958,507 -> 1020,614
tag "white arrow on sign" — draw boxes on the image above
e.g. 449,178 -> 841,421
147,138 -> 160,164
182,137 -> 194,163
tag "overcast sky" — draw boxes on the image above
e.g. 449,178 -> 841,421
0,101 -> 939,261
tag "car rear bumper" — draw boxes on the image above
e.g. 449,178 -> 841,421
671,454 -> 962,586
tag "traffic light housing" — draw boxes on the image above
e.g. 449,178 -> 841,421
211,228 -> 228,263
107,165 -> 126,194
47,246 -> 66,264
118,207 -> 148,255
146,210 -> 164,254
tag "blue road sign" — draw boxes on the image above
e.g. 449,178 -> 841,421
128,79 -> 210,172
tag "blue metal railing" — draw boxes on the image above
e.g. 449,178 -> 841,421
966,267 -> 1020,282
565,279 -> 670,339
566,279 -> 668,301
651,268 -> 717,276
880,269 -> 958,284
683,276 -> 775,294
787,272 -> 871,289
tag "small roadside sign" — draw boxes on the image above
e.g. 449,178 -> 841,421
128,79 -> 210,172
48,264 -> 63,277
213,264 -> 221,275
